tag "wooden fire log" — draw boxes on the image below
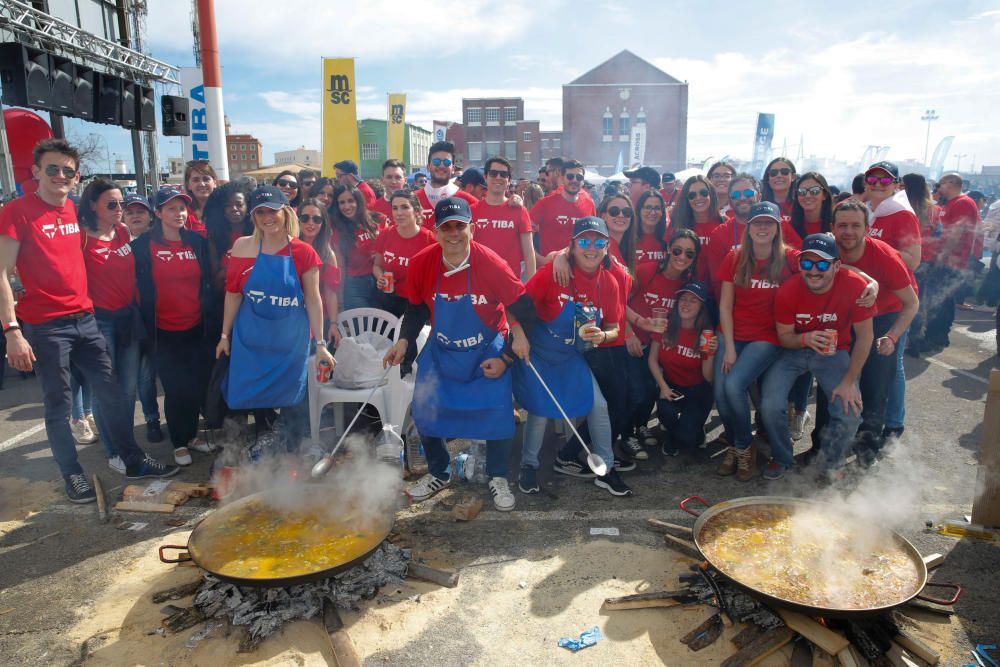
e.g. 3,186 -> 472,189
406,562 -> 460,588
602,589 -> 697,611
721,626 -> 795,667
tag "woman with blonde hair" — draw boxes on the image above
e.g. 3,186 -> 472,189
217,185 -> 333,446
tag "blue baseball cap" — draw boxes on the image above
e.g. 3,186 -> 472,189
748,201 -> 781,223
801,233 -> 839,261
434,196 -> 472,227
154,186 -> 191,209
248,184 -> 288,214
676,281 -> 708,302
572,216 -> 609,238
333,159 -> 359,176
866,161 -> 899,180
123,193 -> 151,211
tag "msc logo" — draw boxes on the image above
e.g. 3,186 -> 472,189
247,290 -> 266,304
390,103 -> 404,124
328,74 -> 352,105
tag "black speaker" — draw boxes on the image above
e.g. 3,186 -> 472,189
96,73 -> 121,125
120,80 -> 137,128
73,64 -> 95,120
137,85 -> 155,131
48,54 -> 75,114
0,42 -> 52,110
161,94 -> 190,136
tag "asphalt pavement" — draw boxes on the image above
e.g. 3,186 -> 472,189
0,308 -> 997,665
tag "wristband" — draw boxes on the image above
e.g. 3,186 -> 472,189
3,322 -> 20,334
316,340 -> 328,348
220,333 -> 228,340
801,333 -> 807,347
884,332 -> 897,345
601,331 -> 608,344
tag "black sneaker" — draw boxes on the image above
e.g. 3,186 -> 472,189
595,469 -> 633,497
553,455 -> 596,479
881,426 -> 904,440
146,420 -> 164,443
518,464 -> 540,494
65,473 -> 96,504
126,456 -> 181,480
621,436 -> 647,460
660,440 -> 679,457
614,456 -> 636,472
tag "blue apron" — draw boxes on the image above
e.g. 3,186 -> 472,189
223,239 -> 310,409
411,268 -> 514,440
512,294 -> 594,419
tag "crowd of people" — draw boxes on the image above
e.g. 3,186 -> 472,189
0,137 -> 987,511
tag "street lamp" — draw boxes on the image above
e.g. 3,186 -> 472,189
921,109 -> 938,167
953,153 -> 967,172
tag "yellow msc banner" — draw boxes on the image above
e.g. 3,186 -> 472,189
321,58 -> 359,176
387,93 -> 406,161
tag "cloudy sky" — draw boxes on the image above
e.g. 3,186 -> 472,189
64,0 -> 1000,173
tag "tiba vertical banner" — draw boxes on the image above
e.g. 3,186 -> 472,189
387,93 -> 406,161
321,58 -> 359,176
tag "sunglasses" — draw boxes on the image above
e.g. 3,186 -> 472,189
797,186 -> 824,196
431,158 -> 453,167
487,169 -> 510,179
671,247 -> 696,259
44,164 -> 77,179
277,179 -> 297,188
565,173 -> 585,182
688,189 -> 710,200
799,258 -> 832,272
866,175 -> 895,186
607,206 -> 633,217
299,213 -> 323,223
729,188 -> 756,200
641,205 -> 663,213
576,238 -> 609,249
769,167 -> 793,177
105,200 -> 125,210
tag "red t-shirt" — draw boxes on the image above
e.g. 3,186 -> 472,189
0,194 -> 93,324
415,188 -> 478,229
802,220 -> 825,237
470,200 -> 533,278
774,270 -> 874,351
531,191 -> 597,256
939,195 -> 981,270
150,238 -> 202,331
525,262 -> 621,327
370,196 -> 392,221
374,225 -> 437,299
718,247 -> 800,344
406,241 -> 525,334
705,219 -> 802,296
636,232 -> 667,265
657,327 -> 705,388
321,262 -> 342,291
845,238 -> 914,315
868,209 -> 921,253
185,208 -> 208,237
83,224 -> 136,311
331,221 -> 385,277
225,238 -> 322,294
356,180 -> 377,209
629,262 -> 686,345
601,259 -> 632,348
919,205 -> 943,264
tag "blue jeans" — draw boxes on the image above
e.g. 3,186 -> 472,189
790,372 -> 812,412
70,369 -> 92,420
22,314 -> 147,477
89,315 -> 142,458
885,328 -> 909,430
761,348 -> 862,469
559,346 -> 629,463
423,436 -> 512,480
713,336 -> 781,449
522,373 -> 614,471
343,274 -> 376,312
857,313 -> 898,452
137,343 -> 160,423
656,381 -> 714,451
625,346 -> 657,436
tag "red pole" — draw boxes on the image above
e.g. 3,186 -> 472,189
197,0 -> 222,88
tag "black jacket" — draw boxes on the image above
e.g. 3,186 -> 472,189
131,228 -> 215,340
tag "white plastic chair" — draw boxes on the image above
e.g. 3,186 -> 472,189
308,308 -> 419,445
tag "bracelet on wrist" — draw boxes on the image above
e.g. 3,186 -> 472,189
884,332 -> 897,345
220,333 -> 229,340
801,333 -> 807,347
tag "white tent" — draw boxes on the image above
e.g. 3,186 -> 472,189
672,167 -> 705,183
583,169 -> 606,185
605,171 -> 628,182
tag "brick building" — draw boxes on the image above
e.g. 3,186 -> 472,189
226,134 -> 262,179
462,97 -> 542,179
562,50 -> 687,174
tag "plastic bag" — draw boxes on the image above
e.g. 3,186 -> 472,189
331,333 -> 392,389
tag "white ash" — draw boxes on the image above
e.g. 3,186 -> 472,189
193,542 -> 410,641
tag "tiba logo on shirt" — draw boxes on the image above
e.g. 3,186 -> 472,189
246,289 -> 299,307
39,220 -> 79,239
155,249 -> 196,262
795,312 -> 838,326
638,249 -> 666,262
643,292 -> 674,309
676,344 -> 700,360
554,215 -> 577,227
435,331 -> 484,348
750,277 -> 780,289
437,292 -> 488,304
867,228 -> 884,239
476,217 -> 515,230
95,247 -> 111,258
383,250 -> 410,267
155,250 -> 174,262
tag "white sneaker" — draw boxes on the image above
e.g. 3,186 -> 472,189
107,455 -> 126,475
188,436 -> 215,453
789,408 -> 810,441
86,414 -> 99,439
489,477 -> 515,512
407,473 -> 450,502
70,418 -> 98,444
174,447 -> 193,466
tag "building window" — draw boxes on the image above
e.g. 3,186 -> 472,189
467,142 -> 483,162
523,151 -> 532,166
466,107 -> 481,124
362,143 -> 380,160
231,154 -> 237,161
240,144 -> 246,151
485,107 -> 500,125
504,141 -> 517,158
619,109 -> 630,139
504,107 -> 517,122
602,108 -> 613,141
552,138 -> 561,149
523,131 -> 532,142
250,153 -> 256,160
485,141 -> 501,157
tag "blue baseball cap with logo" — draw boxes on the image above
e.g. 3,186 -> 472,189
801,233 -> 839,261
248,184 -> 288,214
572,216 -> 609,239
154,186 -> 191,209
748,201 -> 781,223
866,161 -> 899,180
434,196 -> 472,227
676,281 -> 708,302
123,193 -> 151,211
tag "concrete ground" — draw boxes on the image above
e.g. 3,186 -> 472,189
0,308 -> 997,665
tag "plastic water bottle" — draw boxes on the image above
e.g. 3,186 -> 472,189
453,453 -> 471,481
470,441 -> 489,484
